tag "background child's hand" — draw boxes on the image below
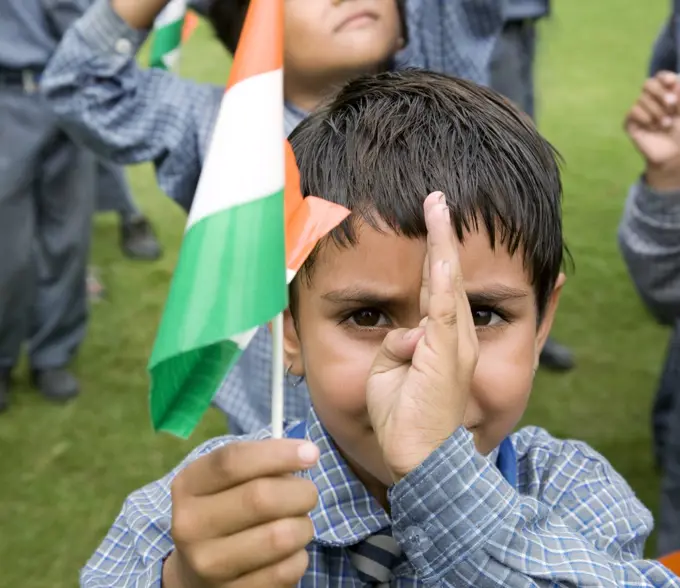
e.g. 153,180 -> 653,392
162,439 -> 319,588
113,0 -> 174,29
625,71 -> 680,190
366,192 -> 479,482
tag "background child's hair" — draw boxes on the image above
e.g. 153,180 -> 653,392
207,0 -> 409,55
289,69 -> 565,321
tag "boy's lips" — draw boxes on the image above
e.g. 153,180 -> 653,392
334,11 -> 379,32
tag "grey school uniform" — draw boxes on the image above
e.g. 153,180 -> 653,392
0,0 -> 102,371
618,7 -> 680,557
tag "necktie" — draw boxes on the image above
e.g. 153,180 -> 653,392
348,527 -> 403,585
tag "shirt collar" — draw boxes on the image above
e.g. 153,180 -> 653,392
295,409 -> 513,547
300,408 -> 391,547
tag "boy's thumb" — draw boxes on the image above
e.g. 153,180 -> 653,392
370,327 -> 424,375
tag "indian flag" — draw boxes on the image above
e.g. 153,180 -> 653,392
148,0 -> 349,438
149,0 -> 188,71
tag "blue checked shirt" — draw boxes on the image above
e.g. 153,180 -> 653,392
81,407 -> 679,586
41,0 -> 506,434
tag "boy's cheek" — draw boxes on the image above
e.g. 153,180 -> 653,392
303,324 -> 377,420
471,330 -> 536,452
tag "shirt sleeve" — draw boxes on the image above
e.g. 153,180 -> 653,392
389,427 -> 678,587
80,434 -> 252,587
618,179 -> 680,325
41,0 -> 223,211
397,0 -> 504,86
648,16 -> 678,76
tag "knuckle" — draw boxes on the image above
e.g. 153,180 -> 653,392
243,478 -> 274,515
297,480 -> 319,512
438,309 -> 458,328
216,443 -> 239,475
171,502 -> 199,544
272,550 -> 310,585
266,518 -> 309,554
186,545 -> 222,580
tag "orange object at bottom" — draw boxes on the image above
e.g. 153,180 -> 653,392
659,550 -> 680,575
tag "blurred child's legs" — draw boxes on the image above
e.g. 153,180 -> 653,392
656,323 -> 680,555
95,160 -> 161,261
0,80 -> 94,405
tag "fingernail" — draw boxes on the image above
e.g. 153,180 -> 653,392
437,192 -> 446,204
663,116 -> 672,128
297,442 -> 319,466
667,94 -> 677,105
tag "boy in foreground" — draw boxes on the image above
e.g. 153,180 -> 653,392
83,70 -> 676,587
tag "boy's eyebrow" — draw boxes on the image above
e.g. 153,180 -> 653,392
321,287 -> 408,307
321,285 -> 528,306
465,285 -> 529,305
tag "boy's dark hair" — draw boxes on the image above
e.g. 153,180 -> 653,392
207,0 -> 408,55
289,69 -> 564,320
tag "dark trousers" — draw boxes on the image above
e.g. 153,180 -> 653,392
0,83 -> 94,370
654,324 -> 680,556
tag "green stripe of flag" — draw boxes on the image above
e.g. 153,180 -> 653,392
149,18 -> 184,70
149,189 -> 287,437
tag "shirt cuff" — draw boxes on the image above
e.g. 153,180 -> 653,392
75,0 -> 149,58
389,428 -> 517,583
634,178 -> 680,227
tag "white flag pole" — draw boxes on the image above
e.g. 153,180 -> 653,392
271,312 -> 285,438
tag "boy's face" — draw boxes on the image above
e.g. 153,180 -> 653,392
284,221 -> 563,488
284,0 -> 403,82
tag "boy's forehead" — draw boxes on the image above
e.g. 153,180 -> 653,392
306,222 -> 535,298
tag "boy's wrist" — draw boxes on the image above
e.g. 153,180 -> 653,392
644,161 -> 680,193
111,0 -> 170,29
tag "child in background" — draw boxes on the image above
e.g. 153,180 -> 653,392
81,69 -> 676,587
41,0 -> 509,436
489,0 -> 576,372
619,69 -> 680,557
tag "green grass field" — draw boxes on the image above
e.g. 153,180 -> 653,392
0,3 -> 673,586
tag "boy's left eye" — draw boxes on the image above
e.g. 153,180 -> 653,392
471,307 -> 505,328
347,309 -> 390,328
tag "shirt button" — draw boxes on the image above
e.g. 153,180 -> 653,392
405,526 -> 433,553
114,38 -> 133,55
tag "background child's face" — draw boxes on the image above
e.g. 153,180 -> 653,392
284,221 -> 562,487
284,0 -> 403,83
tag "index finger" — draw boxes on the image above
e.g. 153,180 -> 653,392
177,438 -> 320,497
423,192 -> 474,334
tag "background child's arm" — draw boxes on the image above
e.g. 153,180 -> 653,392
619,71 -> 680,325
389,427 -> 674,586
41,0 -> 223,211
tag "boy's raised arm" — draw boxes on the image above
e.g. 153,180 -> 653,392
619,70 -> 680,325
389,427 -> 676,586
41,0 -> 224,211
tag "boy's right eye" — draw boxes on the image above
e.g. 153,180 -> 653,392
347,308 -> 390,328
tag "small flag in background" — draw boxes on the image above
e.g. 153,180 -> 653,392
148,0 -> 349,439
149,0 -> 188,71
182,10 -> 200,44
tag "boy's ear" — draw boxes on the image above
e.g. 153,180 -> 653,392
283,308 -> 305,377
534,272 -> 566,370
